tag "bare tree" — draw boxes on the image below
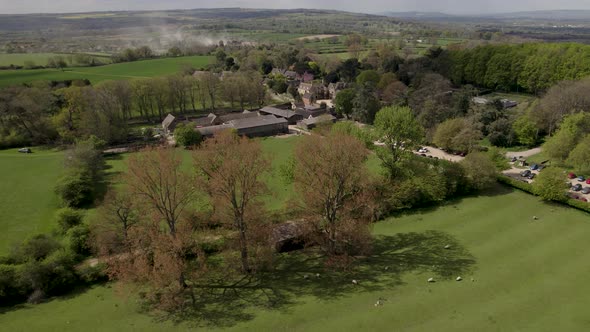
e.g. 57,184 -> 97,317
126,146 -> 197,236
293,132 -> 373,258
193,130 -> 270,273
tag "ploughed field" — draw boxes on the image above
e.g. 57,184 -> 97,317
2,180 -> 590,331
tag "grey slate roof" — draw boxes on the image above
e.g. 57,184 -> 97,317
259,106 -> 300,119
229,115 -> 288,129
301,114 -> 336,126
196,124 -> 233,136
218,111 -> 259,123
162,114 -> 176,129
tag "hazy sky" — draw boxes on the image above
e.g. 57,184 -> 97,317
0,0 -> 589,15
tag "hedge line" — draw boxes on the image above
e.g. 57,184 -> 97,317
497,174 -> 590,214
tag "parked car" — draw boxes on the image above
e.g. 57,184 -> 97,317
578,176 -> 586,182
521,170 -> 532,177
582,198 -> 589,202
586,178 -> 590,185
510,156 -> 517,163
537,165 -> 545,171
17,147 -> 31,153
530,164 -> 539,171
568,172 -> 577,179
418,148 -> 429,153
572,184 -> 583,191
527,173 -> 536,180
582,187 -> 590,195
420,153 -> 426,157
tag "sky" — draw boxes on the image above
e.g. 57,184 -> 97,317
0,0 -> 590,15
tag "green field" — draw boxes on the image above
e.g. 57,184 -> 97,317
0,53 -> 112,67
2,187 -> 590,331
0,148 -> 64,254
0,55 -> 213,87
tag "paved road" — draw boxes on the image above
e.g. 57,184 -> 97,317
506,147 -> 542,159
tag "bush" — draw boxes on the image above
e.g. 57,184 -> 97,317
0,264 -> 25,301
54,170 -> 94,208
174,123 -> 203,148
17,234 -> 61,262
67,224 -> 91,257
55,208 -> 84,234
20,249 -> 78,296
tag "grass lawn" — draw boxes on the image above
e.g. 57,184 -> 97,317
0,148 -> 64,254
3,186 -> 590,331
0,55 -> 213,87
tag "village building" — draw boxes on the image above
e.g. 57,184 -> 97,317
328,82 -> 348,100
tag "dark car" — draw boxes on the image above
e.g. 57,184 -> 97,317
578,176 -> 586,182
510,156 -> 517,163
18,147 -> 31,153
530,164 -> 539,171
521,170 -> 531,177
573,184 -> 583,191
527,173 -> 536,180
582,187 -> 590,195
537,165 -> 545,171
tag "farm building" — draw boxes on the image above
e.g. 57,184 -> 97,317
300,114 -> 336,129
193,113 -> 218,127
259,106 -> 304,124
216,110 -> 259,124
294,105 -> 327,119
196,115 -> 288,138
229,115 -> 288,137
328,82 -> 348,100
162,114 -> 179,135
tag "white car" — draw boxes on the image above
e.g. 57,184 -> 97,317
418,148 -> 429,154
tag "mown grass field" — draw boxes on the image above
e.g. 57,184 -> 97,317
2,187 -> 590,331
0,55 -> 213,87
0,148 -> 64,254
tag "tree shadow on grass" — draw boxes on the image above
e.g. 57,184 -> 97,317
156,230 -> 476,328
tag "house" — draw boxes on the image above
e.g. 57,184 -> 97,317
162,114 -> 179,135
328,82 -> 348,100
298,82 -> 318,97
298,72 -> 314,83
300,114 -> 337,130
302,92 -> 315,106
284,71 -> 297,80
229,115 -> 288,137
259,106 -> 304,125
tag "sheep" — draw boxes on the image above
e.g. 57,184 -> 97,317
315,273 -> 320,278
352,279 -> 358,285
444,244 -> 451,249
428,277 -> 435,283
456,276 -> 462,281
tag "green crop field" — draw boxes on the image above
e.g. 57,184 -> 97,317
0,53 -> 61,67
0,55 -> 213,87
0,148 -> 64,254
2,187 -> 590,331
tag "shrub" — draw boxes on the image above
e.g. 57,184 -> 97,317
0,264 -> 24,301
67,224 -> 91,257
20,249 -> 78,296
18,234 -> 61,262
54,170 -> 94,208
55,208 -> 84,234
174,123 -> 203,148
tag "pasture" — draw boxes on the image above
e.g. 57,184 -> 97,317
0,148 -> 63,254
0,55 -> 213,87
2,187 -> 590,331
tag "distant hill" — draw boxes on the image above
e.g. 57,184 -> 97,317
381,10 -> 590,22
